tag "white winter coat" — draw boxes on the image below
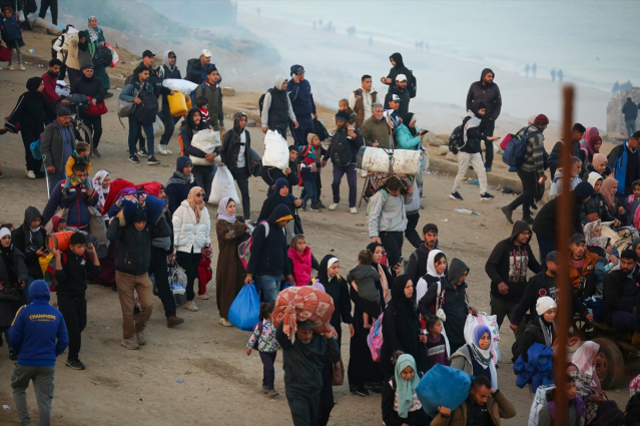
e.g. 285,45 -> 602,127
172,200 -> 211,253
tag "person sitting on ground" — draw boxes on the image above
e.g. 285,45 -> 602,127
369,176 -> 414,272
165,156 -> 200,214
537,375 -> 586,426
513,296 -> 557,363
566,341 -> 605,425
626,180 -> 640,229
347,249 -> 382,329
419,258 -> 476,354
450,101 -> 498,202
450,324 -> 497,389
415,249 -> 447,303
584,221 -> 619,265
52,231 -> 100,371
406,223 -> 439,286
602,177 -> 626,222
582,172 -> 621,226
603,249 -> 640,343
338,98 -> 357,126
549,156 -> 583,198
567,233 -> 598,300
381,354 -> 430,426
485,220 -> 542,332
62,141 -> 92,200
430,375 -> 516,426
582,153 -> 610,181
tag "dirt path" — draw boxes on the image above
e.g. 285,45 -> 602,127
0,64 -> 635,426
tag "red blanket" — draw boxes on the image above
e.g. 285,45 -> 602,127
273,286 -> 335,343
102,178 -> 162,216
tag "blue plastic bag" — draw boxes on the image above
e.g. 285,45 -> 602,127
416,364 -> 471,418
228,283 -> 260,332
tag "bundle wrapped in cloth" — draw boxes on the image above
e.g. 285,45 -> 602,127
107,192 -> 165,227
273,286 -> 335,342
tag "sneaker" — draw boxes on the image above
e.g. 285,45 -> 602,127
309,207 -> 320,212
523,215 -> 534,225
147,156 -> 160,165
7,65 -> 15,71
267,389 -> 280,398
121,339 -> 140,350
17,64 -> 25,71
137,148 -> 148,157
485,167 -> 492,172
25,170 -> 36,179
0,127 -> 8,135
92,148 -> 102,159
167,315 -> 185,328
136,331 -> 146,346
328,203 -> 339,211
219,318 -> 233,327
480,192 -> 495,201
501,206 -> 513,224
158,144 -> 169,155
317,201 -> 326,209
185,300 -> 199,312
103,92 -> 113,99
449,192 -> 463,201
66,358 -> 86,370
350,207 -> 358,214
262,386 -> 269,394
129,155 -> 140,163
353,386 -> 370,397
196,293 -> 210,300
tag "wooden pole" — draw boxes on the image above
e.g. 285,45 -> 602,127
554,85 -> 575,426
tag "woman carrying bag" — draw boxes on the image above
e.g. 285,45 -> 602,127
86,16 -> 111,97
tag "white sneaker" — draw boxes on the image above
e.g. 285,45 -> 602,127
7,65 -> 15,71
158,145 -> 168,155
359,169 -> 368,178
17,64 -> 25,71
25,170 -> 35,179
350,207 -> 358,214
185,300 -> 199,312
328,203 -> 339,211
165,147 -> 173,154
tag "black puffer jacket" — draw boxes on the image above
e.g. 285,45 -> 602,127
71,74 -> 105,102
466,68 -> 502,121
11,207 -> 47,279
220,112 -> 252,171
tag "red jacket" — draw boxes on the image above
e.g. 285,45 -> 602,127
288,246 -> 313,286
41,71 -> 61,104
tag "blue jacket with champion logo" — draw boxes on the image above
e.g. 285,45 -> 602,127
9,280 -> 69,367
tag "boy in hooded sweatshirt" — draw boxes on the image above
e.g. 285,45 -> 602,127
347,249 -> 381,328
9,280 -> 69,426
261,74 -> 298,139
165,156 -> 200,214
485,221 -> 542,331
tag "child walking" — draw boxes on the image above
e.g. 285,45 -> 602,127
424,315 -> 449,371
0,7 -> 26,71
299,133 -> 325,211
246,302 -> 280,397
62,141 -> 92,200
287,234 -> 319,286
347,249 -> 381,328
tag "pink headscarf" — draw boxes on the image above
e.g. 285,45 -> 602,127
583,126 -> 601,157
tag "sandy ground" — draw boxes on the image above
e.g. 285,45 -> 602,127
0,58 -> 637,426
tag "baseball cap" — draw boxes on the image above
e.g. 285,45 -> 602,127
390,94 -> 401,102
290,64 -> 305,76
142,50 -> 155,58
570,233 -> 586,245
395,74 -> 407,82
200,49 -> 212,58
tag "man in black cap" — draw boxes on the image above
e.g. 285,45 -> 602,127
622,97 -> 639,139
276,321 -> 340,426
40,106 -> 78,194
321,111 -> 364,214
287,65 -> 317,145
383,93 -> 402,130
466,68 -> 502,172
71,64 -> 106,157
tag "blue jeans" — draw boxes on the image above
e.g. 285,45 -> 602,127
301,178 -> 318,208
332,163 -> 358,207
256,275 -> 281,302
537,235 -> 555,264
128,116 -> 154,156
627,120 -> 637,140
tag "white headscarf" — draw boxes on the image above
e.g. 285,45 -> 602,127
216,197 -> 236,224
571,341 -> 600,377
463,111 -> 481,143
426,249 -> 445,277
0,227 -> 11,240
91,170 -> 110,212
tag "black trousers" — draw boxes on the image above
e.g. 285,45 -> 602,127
149,247 -> 176,318
67,68 -> 81,87
20,127 -> 42,172
317,362 -> 335,426
81,114 -> 103,148
159,108 -> 179,146
176,251 -> 201,301
508,168 -> 537,216
379,231 -> 404,274
230,167 -> 251,220
286,388 -> 320,426
193,165 -> 216,200
57,294 -> 86,360
38,0 -> 58,25
404,212 -> 422,249
480,119 -> 495,168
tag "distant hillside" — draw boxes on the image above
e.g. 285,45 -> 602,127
140,0 -> 237,28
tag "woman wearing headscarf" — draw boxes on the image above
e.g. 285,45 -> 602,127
65,30 -> 92,86
348,242 -> 388,396
88,170 -> 117,288
381,53 -> 415,97
602,177 -> 625,222
513,296 -> 557,363
381,354 -> 429,426
415,249 -> 446,303
394,113 -> 423,150
316,254 -> 353,345
582,172 -> 620,226
567,341 -> 606,424
215,197 -> 248,327
581,126 -> 602,165
257,177 -> 303,243
221,112 -> 259,220
173,186 -> 211,312
3,77 -> 56,178
450,324 -> 498,389
91,170 -> 110,219
582,153 -> 610,181
584,221 -> 619,269
380,275 -> 427,379
87,16 -> 111,94
0,227 -> 28,360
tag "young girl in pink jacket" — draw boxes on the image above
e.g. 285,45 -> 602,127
287,234 -> 319,286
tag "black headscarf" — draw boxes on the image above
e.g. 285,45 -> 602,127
403,113 -> 417,136
78,30 -> 89,51
389,275 -> 418,320
390,53 -> 404,69
0,234 -> 17,286
26,77 -> 43,92
367,242 -> 384,267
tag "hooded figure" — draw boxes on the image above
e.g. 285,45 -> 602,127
257,178 -> 301,241
180,107 -> 218,198
381,275 -> 427,375
0,228 -> 28,331
415,249 -> 447,303
165,156 -> 200,214
11,207 -> 47,280
582,171 -> 617,224
161,50 -> 179,76
450,324 -> 498,389
261,74 -> 297,137
466,68 -> 502,121
533,182 -> 594,241
317,255 -> 353,344
385,53 -> 416,98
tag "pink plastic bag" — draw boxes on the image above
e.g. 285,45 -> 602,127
367,313 -> 384,362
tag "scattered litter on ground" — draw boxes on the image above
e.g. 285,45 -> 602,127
467,180 -> 479,186
2,405 -> 10,409
455,209 -> 479,216
355,223 -> 364,226
176,379 -> 184,383
441,218 -> 448,222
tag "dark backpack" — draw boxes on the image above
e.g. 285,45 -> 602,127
191,82 -> 208,105
135,85 -> 159,124
92,45 -> 113,68
626,392 -> 640,426
591,400 -> 625,426
407,71 -> 417,98
502,129 -> 542,168
314,119 -> 330,142
448,124 -> 464,154
258,88 -> 274,114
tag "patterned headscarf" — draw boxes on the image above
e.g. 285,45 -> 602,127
91,170 -> 110,212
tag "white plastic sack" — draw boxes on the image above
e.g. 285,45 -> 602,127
153,115 -> 165,137
463,312 -> 501,363
190,129 -> 221,166
55,80 -> 70,97
262,130 -> 289,170
162,78 -> 198,97
208,166 -> 240,205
